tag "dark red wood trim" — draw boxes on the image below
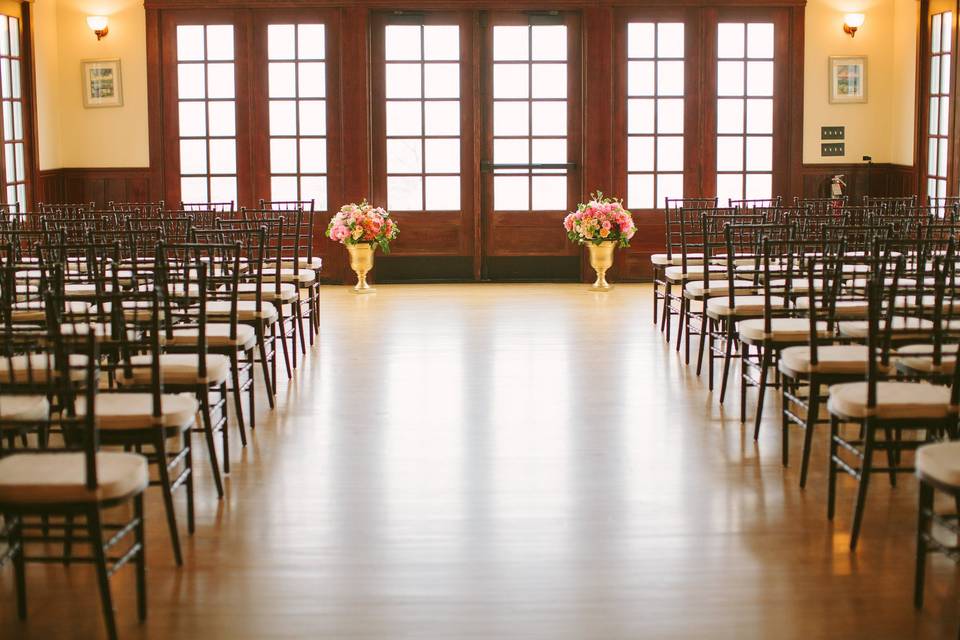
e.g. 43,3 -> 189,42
21,1 -> 39,210
145,8 -> 165,202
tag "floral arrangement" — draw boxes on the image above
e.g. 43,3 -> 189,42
325,200 -> 399,253
563,192 -> 636,248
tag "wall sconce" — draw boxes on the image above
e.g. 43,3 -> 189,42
843,13 -> 865,38
87,16 -> 109,41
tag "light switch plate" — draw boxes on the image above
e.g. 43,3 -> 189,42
821,143 -> 845,157
821,126 -> 845,140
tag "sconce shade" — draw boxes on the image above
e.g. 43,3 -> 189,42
843,13 -> 865,37
87,16 -> 109,40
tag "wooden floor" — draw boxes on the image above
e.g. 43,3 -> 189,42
2,283 -> 959,639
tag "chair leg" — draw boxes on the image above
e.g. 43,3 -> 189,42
719,325 -> 735,404
184,430 -> 195,534
753,346 -> 772,440
246,349 -> 256,431
229,353 -> 247,448
277,305 -> 293,380
828,416 -> 839,520
296,296 -> 307,356
675,297 -> 686,353
63,513 -> 74,566
696,314 -> 708,376
914,480 -> 934,609
88,506 -> 119,640
781,379 -> 790,468
134,493 -> 147,621
708,319 -> 716,391
850,427 -> 876,550
652,276 -> 659,324
200,405 -> 225,499
154,433 -> 183,567
799,382 -> 819,488
257,325 -> 276,408
740,343 -> 750,424
660,283 -> 671,335
11,515 -> 26,619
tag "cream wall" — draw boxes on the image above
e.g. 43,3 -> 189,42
35,0 -> 149,169
803,0 -> 917,165
33,0 -> 919,170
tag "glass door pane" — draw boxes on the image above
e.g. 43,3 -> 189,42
716,22 -> 774,204
176,24 -> 238,204
492,22 -> 569,212
626,21 -> 685,210
0,14 -> 24,208
927,10 -> 952,207
267,23 -> 328,209
384,23 -> 462,211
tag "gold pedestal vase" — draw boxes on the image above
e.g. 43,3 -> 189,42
587,241 -> 615,291
346,242 -> 376,293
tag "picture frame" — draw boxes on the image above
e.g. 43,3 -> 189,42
82,58 -> 123,108
828,56 -> 867,104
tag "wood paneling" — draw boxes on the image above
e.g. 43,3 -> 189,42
799,162 -> 918,201
34,168 -> 153,207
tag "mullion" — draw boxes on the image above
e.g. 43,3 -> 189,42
294,25 -> 302,201
421,26 -> 427,210
653,22 -> 659,207
528,24 -> 533,209
741,26 -> 747,198
203,27 -> 211,201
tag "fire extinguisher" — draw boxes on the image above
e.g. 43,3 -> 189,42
830,174 -> 846,215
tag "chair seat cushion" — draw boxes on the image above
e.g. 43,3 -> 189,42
282,257 -> 323,270
706,295 -> 784,317
205,300 -> 279,322
119,354 -> 230,386
651,253 -> 703,267
262,268 -> 317,285
0,395 -> 50,423
917,442 -> 960,487
795,297 -> 869,317
237,282 -> 298,302
827,381 -> 952,420
779,345 -> 874,375
76,392 -> 199,431
165,323 -> 256,350
739,318 -> 829,342
768,278 -> 825,293
684,280 -> 757,297
10,301 -> 90,323
665,265 -> 726,282
0,354 -> 89,383
896,341 -> 958,374
838,316 -> 933,339
0,452 -> 148,504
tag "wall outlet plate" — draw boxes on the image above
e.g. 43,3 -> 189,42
821,126 -> 845,140
821,142 -> 845,157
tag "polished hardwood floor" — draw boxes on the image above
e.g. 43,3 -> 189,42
1,283 -> 958,639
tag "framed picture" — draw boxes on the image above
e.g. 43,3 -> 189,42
82,58 -> 123,108
828,56 -> 867,104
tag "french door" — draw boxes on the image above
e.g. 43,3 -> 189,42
614,6 -> 790,210
921,0 -> 956,205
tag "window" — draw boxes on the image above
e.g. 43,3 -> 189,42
175,24 -> 238,204
383,23 -> 461,211
715,22 -> 774,204
491,22 -> 569,211
927,10 -> 952,202
626,21 -> 684,210
267,23 -> 328,210
0,15 -> 24,208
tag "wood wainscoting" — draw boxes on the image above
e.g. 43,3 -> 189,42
35,167 -> 154,207
610,162 -> 918,282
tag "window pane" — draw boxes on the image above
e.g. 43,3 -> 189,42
178,64 -> 205,99
298,62 -> 325,98
628,99 -> 655,134
716,174 -> 743,202
300,176 -> 327,210
387,138 -> 423,173
745,173 -> 772,200
180,139 -> 207,174
942,54 -> 952,93
12,103 -> 21,139
747,24 -> 774,59
181,177 -> 207,202
717,137 -> 743,171
386,63 -> 421,99
269,62 -> 296,98
657,61 -> 684,96
298,25 -> 326,60
532,64 -> 566,99
658,23 -> 684,58
657,174 -> 683,203
299,100 -> 326,136
494,26 -> 529,61
208,139 -> 236,174
12,143 -> 19,180
268,25 -> 296,60
934,14 -> 943,53
271,138 -> 297,173
494,138 -> 528,164
657,136 -> 683,172
494,175 -> 529,210
531,102 -> 566,136
944,12 -> 954,52
718,24 -> 745,59
387,101 -> 422,136
424,63 -> 459,99
628,136 -> 654,172
531,138 -> 566,165
206,25 -> 234,61
424,101 -> 459,136
746,99 -> 772,134
425,176 -> 460,210
209,176 -> 237,203
177,26 -> 204,61
745,136 -> 772,171
388,176 -> 423,210
532,26 -> 566,61
494,63 -> 529,99
932,56 -> 941,93
629,24 -> 655,59
939,138 -> 949,177
929,137 -> 939,174
628,61 -> 655,96
531,175 -> 567,210
2,103 -> 12,141
386,26 -> 421,61
941,96 -> 950,135
425,138 -> 459,173
4,143 -> 12,182
10,60 -> 19,99
628,173 -> 654,209
300,138 -> 327,173
179,101 -> 207,137
746,61 -> 774,96
271,176 -> 298,200
208,101 -> 235,137
717,61 -> 744,96
494,101 -> 529,136
270,100 -> 296,136
656,99 -> 684,134
424,26 -> 459,60
207,63 -> 235,99
930,97 -> 940,136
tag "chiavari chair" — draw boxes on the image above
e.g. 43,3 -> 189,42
181,201 -> 234,213
109,201 -> 166,216
826,263 -> 960,550
795,195 -> 847,215
0,328 -> 148,640
927,196 -> 960,221
729,196 -> 782,209
38,202 -> 96,216
863,194 -> 917,211
651,197 -> 717,329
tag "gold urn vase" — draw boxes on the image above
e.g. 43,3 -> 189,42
346,242 -> 376,293
587,241 -> 616,291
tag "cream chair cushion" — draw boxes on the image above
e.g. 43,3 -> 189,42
684,280 -> 757,297
838,316 -> 933,339
0,354 -> 88,383
665,265 -> 726,282
0,395 -> 50,422
706,295 -> 784,317
76,392 -> 198,431
118,354 -> 230,386
237,282 -> 298,302
779,345 -> 874,375
917,442 -> 960,487
738,319 -> 829,342
0,452 -> 148,504
795,298 -> 869,318
164,323 -> 256,350
651,253 -> 703,267
827,381 -> 952,420
205,300 -> 278,322
262,268 -> 317,286
895,343 -> 958,374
